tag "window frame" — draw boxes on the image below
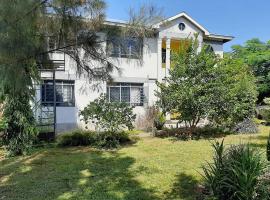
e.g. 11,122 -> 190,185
107,83 -> 144,106
41,80 -> 75,107
107,37 -> 143,59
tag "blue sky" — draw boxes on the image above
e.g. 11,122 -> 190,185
106,0 -> 270,52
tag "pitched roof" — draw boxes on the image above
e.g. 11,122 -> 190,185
154,12 -> 210,35
104,12 -> 234,43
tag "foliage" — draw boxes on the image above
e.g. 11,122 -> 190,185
80,94 -> 136,133
57,130 -> 96,147
231,39 -> 270,103
267,134 -> 270,161
202,141 -> 268,200
154,126 -> 228,140
156,38 -> 257,132
154,112 -> 166,130
256,106 -> 270,121
0,118 -> 7,132
1,94 -> 38,156
57,130 -> 131,149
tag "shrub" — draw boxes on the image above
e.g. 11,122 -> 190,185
2,94 -> 38,156
154,112 -> 166,130
256,106 -> 270,121
93,131 -> 130,148
154,126 -> 227,140
57,130 -> 131,149
256,168 -> 270,200
267,134 -> 270,161
80,94 -> 136,133
202,141 -> 268,200
57,130 -> 95,147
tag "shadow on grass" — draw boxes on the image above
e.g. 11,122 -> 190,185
0,147 -> 160,200
165,173 -> 199,200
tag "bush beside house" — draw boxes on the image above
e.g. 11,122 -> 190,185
56,130 -> 132,148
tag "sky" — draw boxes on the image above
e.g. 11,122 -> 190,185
105,0 -> 270,52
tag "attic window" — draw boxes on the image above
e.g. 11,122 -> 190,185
178,23 -> 185,31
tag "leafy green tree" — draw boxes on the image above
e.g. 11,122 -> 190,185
156,38 -> 257,132
80,94 -> 136,133
2,94 -> 37,156
232,38 -> 270,103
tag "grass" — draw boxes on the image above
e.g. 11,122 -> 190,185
0,126 -> 269,200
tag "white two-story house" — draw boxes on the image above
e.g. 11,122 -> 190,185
35,12 -> 233,133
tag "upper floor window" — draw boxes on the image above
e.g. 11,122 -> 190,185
41,80 -> 75,107
107,37 -> 143,59
107,83 -> 144,106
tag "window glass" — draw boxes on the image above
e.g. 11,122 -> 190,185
107,37 -> 142,59
107,83 -> 144,106
130,87 -> 141,104
121,87 -> 130,103
41,80 -> 75,107
110,87 -> 120,102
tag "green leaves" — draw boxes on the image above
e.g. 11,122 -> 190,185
231,38 -> 270,102
202,142 -> 268,200
2,93 -> 38,156
156,38 -> 257,130
80,94 -> 136,133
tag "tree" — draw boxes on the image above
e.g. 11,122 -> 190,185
231,38 -> 270,103
156,38 -> 257,132
0,0 -> 163,155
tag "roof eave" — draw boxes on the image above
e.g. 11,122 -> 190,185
204,34 -> 234,43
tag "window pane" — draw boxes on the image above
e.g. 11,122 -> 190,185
41,80 -> 75,107
107,83 -> 143,106
130,87 -> 141,104
107,38 -> 120,57
120,39 -> 129,58
121,87 -> 130,103
45,84 -> 54,102
129,38 -> 141,58
110,87 -> 120,102
56,85 -> 63,102
63,85 -> 73,104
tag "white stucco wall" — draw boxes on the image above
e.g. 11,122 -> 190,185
204,40 -> 224,57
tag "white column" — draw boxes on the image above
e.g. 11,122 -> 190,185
157,38 -> 162,82
165,38 -> 171,77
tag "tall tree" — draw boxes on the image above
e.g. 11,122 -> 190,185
231,38 -> 270,103
0,0 -> 162,155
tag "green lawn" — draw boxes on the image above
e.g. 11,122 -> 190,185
0,126 -> 269,200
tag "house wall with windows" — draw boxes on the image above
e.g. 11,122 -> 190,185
35,12 -> 233,133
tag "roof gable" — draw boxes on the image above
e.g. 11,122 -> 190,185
154,12 -> 210,36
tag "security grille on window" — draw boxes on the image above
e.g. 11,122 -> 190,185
41,80 -> 75,107
107,83 -> 144,106
107,37 -> 142,58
